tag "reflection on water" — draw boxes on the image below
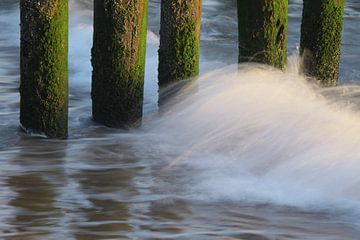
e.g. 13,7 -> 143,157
8,174 -> 60,239
0,0 -> 360,239
73,173 -> 132,239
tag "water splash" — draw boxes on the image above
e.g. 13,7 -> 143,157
134,57 -> 360,212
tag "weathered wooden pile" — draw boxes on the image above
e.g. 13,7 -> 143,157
19,0 -> 345,138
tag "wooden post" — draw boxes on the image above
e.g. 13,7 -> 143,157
20,0 -> 68,138
91,0 -> 148,128
237,0 -> 288,69
300,0 -> 345,86
158,0 -> 202,86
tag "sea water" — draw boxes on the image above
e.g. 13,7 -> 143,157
0,0 -> 360,239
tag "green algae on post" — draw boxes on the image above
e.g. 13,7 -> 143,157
158,0 -> 202,86
91,0 -> 148,128
20,0 -> 68,139
300,0 -> 345,87
237,0 -> 288,69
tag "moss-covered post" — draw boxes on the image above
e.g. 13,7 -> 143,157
237,0 -> 288,69
158,0 -> 202,86
300,0 -> 344,86
20,0 -> 68,138
91,0 -> 148,128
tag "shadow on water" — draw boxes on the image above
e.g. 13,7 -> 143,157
3,138 -> 67,239
141,199 -> 191,237
68,140 -> 139,239
7,174 -> 60,239
72,167 -> 132,239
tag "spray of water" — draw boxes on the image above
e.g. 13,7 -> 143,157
133,55 -> 360,212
